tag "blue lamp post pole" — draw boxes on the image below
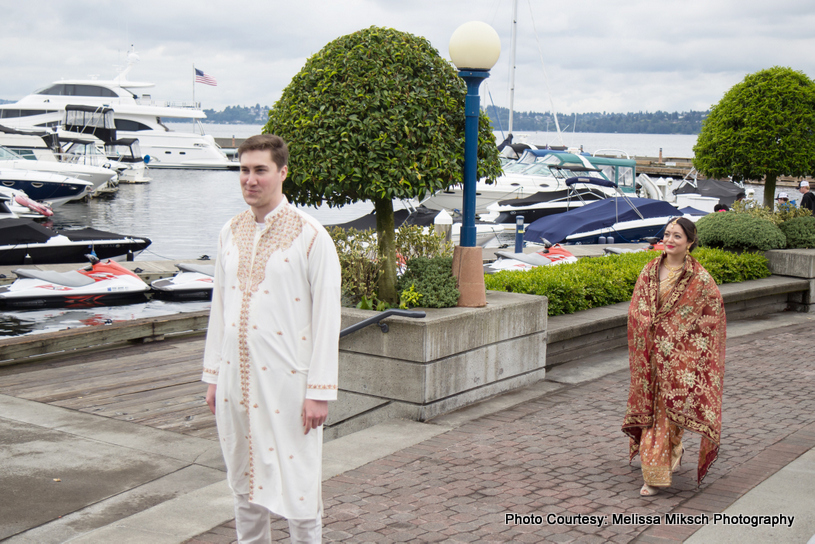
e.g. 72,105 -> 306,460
449,21 -> 500,307
459,70 -> 490,248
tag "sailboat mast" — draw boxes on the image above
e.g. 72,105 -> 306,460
508,0 -> 518,136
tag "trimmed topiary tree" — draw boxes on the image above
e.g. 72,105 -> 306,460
779,216 -> 815,248
264,26 -> 502,303
696,212 -> 786,251
693,67 -> 815,205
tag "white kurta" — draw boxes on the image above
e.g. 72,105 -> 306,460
202,197 -> 341,520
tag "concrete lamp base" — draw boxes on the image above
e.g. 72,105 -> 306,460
452,245 -> 487,307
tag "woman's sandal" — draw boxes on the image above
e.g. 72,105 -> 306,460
671,445 -> 684,473
640,484 -> 660,496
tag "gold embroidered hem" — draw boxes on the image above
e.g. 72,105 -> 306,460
642,466 -> 672,487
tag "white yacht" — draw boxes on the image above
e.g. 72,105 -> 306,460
0,49 -> 234,170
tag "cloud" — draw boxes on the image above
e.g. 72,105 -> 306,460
0,0 -> 813,114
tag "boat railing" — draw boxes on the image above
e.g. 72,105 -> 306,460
340,309 -> 426,338
53,152 -> 109,168
134,98 -> 202,109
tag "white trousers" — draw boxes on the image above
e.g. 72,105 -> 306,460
233,493 -> 322,543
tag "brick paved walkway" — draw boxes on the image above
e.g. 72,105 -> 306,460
187,322 -> 815,543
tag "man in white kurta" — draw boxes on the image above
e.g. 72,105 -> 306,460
203,135 -> 340,543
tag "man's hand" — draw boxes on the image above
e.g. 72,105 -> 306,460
206,383 -> 217,415
302,399 -> 328,434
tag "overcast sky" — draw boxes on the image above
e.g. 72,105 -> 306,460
2,0 -> 814,116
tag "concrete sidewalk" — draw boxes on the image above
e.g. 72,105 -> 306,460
1,312 -> 814,543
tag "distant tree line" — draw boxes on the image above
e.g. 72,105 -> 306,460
202,104 -> 270,124
486,106 -> 708,135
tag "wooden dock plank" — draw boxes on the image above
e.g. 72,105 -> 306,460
0,334 -> 217,441
0,311 -> 209,364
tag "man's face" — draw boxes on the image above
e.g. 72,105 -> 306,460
239,149 -> 287,219
800,186 -> 809,194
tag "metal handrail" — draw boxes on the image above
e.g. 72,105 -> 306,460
339,309 -> 426,338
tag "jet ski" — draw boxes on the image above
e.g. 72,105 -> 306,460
150,263 -> 214,300
0,255 -> 150,308
485,242 -> 578,274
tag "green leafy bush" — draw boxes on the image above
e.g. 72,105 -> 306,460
328,227 -> 379,307
730,200 -> 812,226
780,216 -> 815,248
696,212 -> 786,251
329,225 -> 455,308
395,225 -> 454,262
397,256 -> 459,308
485,248 -> 771,316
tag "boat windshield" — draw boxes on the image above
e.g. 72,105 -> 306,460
0,146 -> 25,160
502,161 -> 533,173
35,84 -> 119,98
518,163 -> 556,176
595,165 -> 635,187
533,154 -> 565,165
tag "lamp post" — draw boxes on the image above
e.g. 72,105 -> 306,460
449,21 -> 501,307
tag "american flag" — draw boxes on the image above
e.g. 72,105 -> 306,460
194,68 -> 217,86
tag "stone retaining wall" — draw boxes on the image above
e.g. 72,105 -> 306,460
326,291 -> 547,440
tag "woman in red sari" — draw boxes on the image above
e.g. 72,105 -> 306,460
622,217 -> 726,496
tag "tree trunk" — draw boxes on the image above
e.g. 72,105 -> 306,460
763,174 -> 778,208
374,196 -> 398,304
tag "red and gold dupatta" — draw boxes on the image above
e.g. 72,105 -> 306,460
622,254 -> 726,485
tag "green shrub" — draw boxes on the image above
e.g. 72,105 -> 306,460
780,216 -> 815,248
397,256 -> 459,308
328,226 -> 380,307
696,212 -> 786,251
729,200 -> 811,226
395,225 -> 454,262
692,247 -> 772,283
485,248 -> 771,316
329,224 -> 454,308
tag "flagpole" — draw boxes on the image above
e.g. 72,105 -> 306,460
192,64 -> 196,132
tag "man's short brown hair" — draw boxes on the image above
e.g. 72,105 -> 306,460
238,134 -> 289,169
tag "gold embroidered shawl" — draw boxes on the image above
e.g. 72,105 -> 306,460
622,254 -> 726,485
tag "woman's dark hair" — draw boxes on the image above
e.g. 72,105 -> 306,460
665,217 -> 699,251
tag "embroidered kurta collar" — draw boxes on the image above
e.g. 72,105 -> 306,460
257,196 -> 289,225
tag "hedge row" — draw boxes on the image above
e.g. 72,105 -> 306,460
696,204 -> 815,251
484,248 -> 771,316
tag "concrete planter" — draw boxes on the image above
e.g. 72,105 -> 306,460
325,291 -> 547,440
766,249 -> 815,312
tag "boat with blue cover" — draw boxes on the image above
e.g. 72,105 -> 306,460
523,197 -> 702,246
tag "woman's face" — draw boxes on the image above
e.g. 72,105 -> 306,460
663,223 -> 690,258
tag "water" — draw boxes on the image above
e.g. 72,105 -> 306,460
4,127 -> 703,337
502,131 -> 698,158
50,169 -> 378,261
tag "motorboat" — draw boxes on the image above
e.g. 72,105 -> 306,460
422,149 -> 627,215
523,197 -> 704,246
59,105 -> 151,183
327,204 -> 513,247
0,135 -> 118,196
0,48 -> 234,170
0,218 -> 151,265
477,151 -> 639,224
0,166 -> 93,207
151,263 -> 215,300
0,255 -> 150,308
